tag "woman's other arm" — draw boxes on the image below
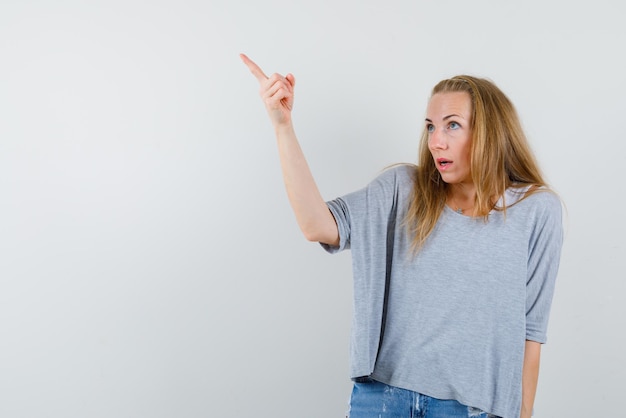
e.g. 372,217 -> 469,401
240,54 -> 339,246
521,340 -> 541,418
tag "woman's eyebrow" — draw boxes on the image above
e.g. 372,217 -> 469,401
425,114 -> 463,123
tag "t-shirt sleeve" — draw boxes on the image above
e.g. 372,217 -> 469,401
321,197 -> 352,253
525,192 -> 564,343
320,166 -> 406,254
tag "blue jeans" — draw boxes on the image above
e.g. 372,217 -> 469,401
347,379 -> 501,418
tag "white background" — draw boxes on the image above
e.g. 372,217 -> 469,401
1,1 -> 624,417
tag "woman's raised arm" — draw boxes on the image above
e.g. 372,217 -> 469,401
240,54 -> 339,246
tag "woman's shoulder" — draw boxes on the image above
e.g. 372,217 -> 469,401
375,163 -> 417,185
506,185 -> 562,214
346,163 -> 416,203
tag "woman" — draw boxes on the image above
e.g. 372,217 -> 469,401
240,54 -> 562,418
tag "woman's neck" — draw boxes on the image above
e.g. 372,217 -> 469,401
447,184 -> 477,216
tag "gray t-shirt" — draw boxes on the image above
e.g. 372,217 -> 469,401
322,164 -> 562,418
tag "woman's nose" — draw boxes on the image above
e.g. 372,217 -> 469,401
429,130 -> 447,150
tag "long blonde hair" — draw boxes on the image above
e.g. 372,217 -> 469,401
406,75 -> 547,250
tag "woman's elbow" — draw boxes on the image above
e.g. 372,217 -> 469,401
301,226 -> 339,246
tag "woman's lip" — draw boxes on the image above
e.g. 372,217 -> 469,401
436,158 -> 453,171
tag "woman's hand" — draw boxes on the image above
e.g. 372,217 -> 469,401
240,53 -> 295,128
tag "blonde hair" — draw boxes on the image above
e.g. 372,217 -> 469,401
406,75 -> 547,251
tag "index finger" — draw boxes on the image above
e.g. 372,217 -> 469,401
240,53 -> 268,83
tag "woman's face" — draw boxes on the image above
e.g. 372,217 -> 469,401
426,91 -> 473,186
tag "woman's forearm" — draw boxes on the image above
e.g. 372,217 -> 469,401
275,123 -> 339,245
521,340 -> 541,418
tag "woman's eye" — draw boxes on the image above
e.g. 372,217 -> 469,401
426,124 -> 434,133
449,122 -> 460,130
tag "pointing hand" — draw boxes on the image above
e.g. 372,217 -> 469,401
240,53 -> 296,127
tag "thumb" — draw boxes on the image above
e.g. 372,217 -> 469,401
285,73 -> 296,90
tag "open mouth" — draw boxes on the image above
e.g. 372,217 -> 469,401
437,158 -> 453,168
